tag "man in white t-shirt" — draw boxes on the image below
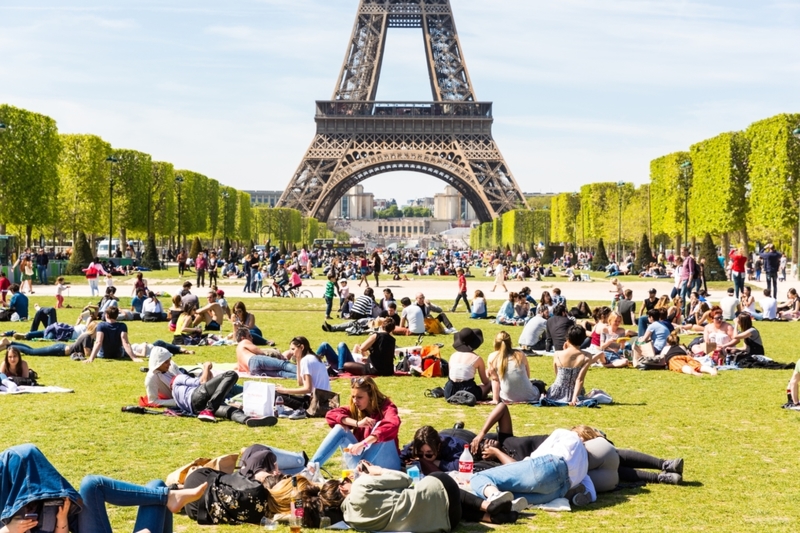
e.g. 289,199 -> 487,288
719,288 -> 740,320
400,296 -> 425,335
759,288 -> 778,320
519,305 -> 549,350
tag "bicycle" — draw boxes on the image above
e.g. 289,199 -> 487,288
260,278 -> 313,298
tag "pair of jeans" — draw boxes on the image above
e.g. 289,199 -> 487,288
79,475 -> 171,533
317,342 -> 354,370
270,446 -> 308,475
249,327 -> 267,346
10,341 -> 67,356
324,296 -> 334,317
153,339 -> 183,355
248,355 -> 297,379
732,271 -> 745,298
310,425 -> 401,471
766,272 -> 778,299
470,454 -> 571,506
87,277 -> 99,297
637,315 -> 649,338
196,269 -> 205,287
189,370 -> 239,414
30,307 -> 57,332
470,312 -> 488,319
243,272 -> 252,293
37,266 -> 48,285
679,280 -> 691,303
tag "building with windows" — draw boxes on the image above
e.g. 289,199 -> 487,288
245,190 -> 283,207
328,185 -> 375,220
434,186 -> 476,223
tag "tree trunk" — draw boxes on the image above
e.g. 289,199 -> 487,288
722,232 -> 730,262
25,225 -> 32,248
793,225 -> 799,267
675,235 -> 682,254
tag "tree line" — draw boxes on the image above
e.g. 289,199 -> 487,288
471,112 -> 800,262
0,104 -> 329,258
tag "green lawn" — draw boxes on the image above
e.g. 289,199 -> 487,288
2,296 -> 799,532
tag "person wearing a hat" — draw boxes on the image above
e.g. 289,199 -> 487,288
443,328 -> 491,401
637,289 -> 659,338
180,281 -> 199,310
145,346 -> 181,407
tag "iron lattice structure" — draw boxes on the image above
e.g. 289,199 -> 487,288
277,0 -> 528,223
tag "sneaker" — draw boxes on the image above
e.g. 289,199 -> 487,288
489,511 -> 519,525
657,472 -> 682,485
571,490 -> 592,507
445,327 -> 457,334
453,421 -> 465,429
12,333 -> 26,340
277,406 -> 294,418
322,322 -> 331,332
288,409 -> 307,420
327,366 -> 340,378
511,497 -> 528,512
246,416 -> 278,427
197,409 -> 216,423
662,458 -> 684,475
486,491 -> 514,506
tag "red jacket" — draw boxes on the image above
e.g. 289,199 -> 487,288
457,274 -> 467,293
326,398 -> 401,451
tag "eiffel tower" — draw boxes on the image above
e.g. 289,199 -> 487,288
277,0 -> 528,223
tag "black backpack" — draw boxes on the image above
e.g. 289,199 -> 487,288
692,259 -> 701,279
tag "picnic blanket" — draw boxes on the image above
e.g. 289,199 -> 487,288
0,385 -> 73,395
332,370 -> 410,379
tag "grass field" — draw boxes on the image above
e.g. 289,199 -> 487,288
2,293 -> 799,532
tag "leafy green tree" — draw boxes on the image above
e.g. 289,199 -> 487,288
376,204 -> 402,219
636,233 -> 654,273
237,191 -> 252,243
698,233 -> 725,281
149,162 -> 174,241
57,134 -> 111,240
178,170 -> 209,236
746,114 -> 800,260
0,105 -> 62,240
650,152 -> 691,249
67,231 -> 93,275
206,179 -> 220,242
112,149 -> 152,243
689,132 -> 749,255
141,235 -> 160,270
592,238 -> 609,270
550,193 -> 580,244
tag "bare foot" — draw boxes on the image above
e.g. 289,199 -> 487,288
167,482 -> 207,513
0,337 -> 10,349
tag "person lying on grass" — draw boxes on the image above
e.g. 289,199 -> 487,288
0,443 -> 206,533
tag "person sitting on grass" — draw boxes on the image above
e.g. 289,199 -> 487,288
787,358 -> 800,408
399,425 -> 471,475
496,292 -> 520,326
235,328 -> 297,379
0,345 -> 29,380
274,336 -> 331,417
84,306 -> 142,363
594,311 -> 632,368
518,305 -> 549,351
545,325 -> 592,404
8,284 -> 28,321
0,443 -> 208,533
318,318 -> 397,377
4,322 -> 98,360
171,362 -> 276,426
487,331 -> 540,404
173,303 -> 205,345
663,332 -> 717,377
470,289 -> 488,319
192,291 -> 225,331
310,376 -> 402,470
444,327 -> 492,401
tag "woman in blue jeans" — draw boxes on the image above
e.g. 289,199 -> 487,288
470,427 -> 595,507
311,377 -> 402,471
0,444 -> 206,533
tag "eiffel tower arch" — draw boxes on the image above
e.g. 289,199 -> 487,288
277,0 -> 528,223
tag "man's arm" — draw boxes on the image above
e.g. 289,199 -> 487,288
199,362 -> 213,384
120,332 -> 141,362
85,331 -> 104,363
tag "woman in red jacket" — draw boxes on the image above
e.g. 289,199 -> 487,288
310,376 -> 402,470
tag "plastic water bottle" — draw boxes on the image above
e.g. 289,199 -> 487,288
274,395 -> 284,415
458,444 -> 473,483
407,464 -> 420,485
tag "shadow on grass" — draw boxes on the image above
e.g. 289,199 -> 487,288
576,485 -> 651,511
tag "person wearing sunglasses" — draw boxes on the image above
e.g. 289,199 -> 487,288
693,305 -> 733,364
399,426 -> 470,475
310,376 -> 402,471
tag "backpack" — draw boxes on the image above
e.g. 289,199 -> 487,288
692,259 -> 701,279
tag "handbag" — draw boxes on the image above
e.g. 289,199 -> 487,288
307,388 -> 340,418
633,341 -> 666,369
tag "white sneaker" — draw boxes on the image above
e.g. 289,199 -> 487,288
445,327 -> 457,334
511,497 -> 528,512
486,491 -> 513,505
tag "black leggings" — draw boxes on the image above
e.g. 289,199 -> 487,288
617,448 -> 664,483
430,472 -> 490,529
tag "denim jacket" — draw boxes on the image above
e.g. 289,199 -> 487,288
0,444 -> 81,526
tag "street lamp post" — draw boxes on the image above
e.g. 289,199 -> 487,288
105,156 -> 118,257
680,161 -> 692,249
792,128 -> 800,279
616,181 -> 624,261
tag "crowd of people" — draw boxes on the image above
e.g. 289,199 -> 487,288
2,240 -> 799,532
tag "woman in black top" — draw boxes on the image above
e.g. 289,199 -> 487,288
372,251 -> 382,287
344,318 -> 397,376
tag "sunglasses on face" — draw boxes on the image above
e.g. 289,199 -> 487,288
422,452 -> 436,459
713,315 -> 723,320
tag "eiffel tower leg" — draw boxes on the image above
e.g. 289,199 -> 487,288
455,136 -> 528,216
333,5 -> 389,101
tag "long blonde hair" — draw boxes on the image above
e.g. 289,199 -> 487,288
349,376 -> 388,420
267,475 -> 311,515
493,331 -> 523,380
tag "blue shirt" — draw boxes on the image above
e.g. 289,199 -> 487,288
131,295 -> 145,313
9,293 -> 28,320
646,321 -> 670,352
96,321 -> 128,358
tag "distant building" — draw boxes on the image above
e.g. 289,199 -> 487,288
434,186 -> 476,223
245,190 -> 283,207
329,185 -> 374,220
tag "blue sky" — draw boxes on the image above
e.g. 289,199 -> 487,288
1,0 -> 799,205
